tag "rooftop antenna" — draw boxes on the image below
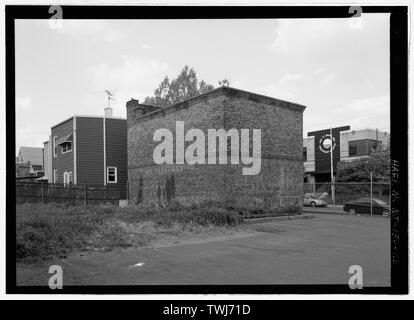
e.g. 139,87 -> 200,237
104,90 -> 114,108
218,77 -> 230,87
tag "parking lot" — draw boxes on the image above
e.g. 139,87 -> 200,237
17,213 -> 390,287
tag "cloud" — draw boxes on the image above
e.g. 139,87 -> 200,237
345,95 -> 389,113
16,97 -> 32,112
141,43 -> 152,49
267,14 -> 389,70
52,20 -> 126,42
15,96 -> 48,150
259,69 -> 336,103
16,124 -> 45,151
340,95 -> 390,130
84,55 -> 169,116
304,95 -> 390,133
264,15 -> 389,133
267,19 -> 339,53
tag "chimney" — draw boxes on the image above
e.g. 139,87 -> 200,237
126,98 -> 143,129
104,106 -> 113,118
126,98 -> 162,129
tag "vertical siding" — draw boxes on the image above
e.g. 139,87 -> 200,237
76,117 -> 104,186
51,118 -> 74,183
105,118 -> 127,198
43,141 -> 49,180
47,136 -> 53,181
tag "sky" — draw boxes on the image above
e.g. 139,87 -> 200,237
15,14 -> 390,152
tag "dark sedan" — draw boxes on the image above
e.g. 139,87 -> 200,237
343,198 -> 390,216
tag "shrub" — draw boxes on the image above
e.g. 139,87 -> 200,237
167,200 -> 187,212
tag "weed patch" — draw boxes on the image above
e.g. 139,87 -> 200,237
16,202 -> 243,263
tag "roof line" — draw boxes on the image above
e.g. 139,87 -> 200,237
134,86 -> 306,123
51,115 -> 126,129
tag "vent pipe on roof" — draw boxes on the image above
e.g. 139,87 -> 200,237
104,107 -> 113,118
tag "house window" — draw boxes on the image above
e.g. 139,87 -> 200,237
63,171 -> 73,186
107,167 -> 117,183
61,142 -> 72,154
53,169 -> 58,183
303,147 -> 307,161
349,139 -> 380,157
53,136 -> 58,157
349,143 -> 357,156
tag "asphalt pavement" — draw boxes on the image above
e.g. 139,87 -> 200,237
17,213 -> 390,287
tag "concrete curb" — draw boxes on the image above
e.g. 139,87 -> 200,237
243,214 -> 314,224
302,209 -> 390,218
302,209 -> 347,215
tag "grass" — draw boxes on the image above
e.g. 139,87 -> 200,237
16,202 -> 244,263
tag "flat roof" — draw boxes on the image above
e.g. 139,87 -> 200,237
51,115 -> 126,129
340,128 -> 388,134
134,86 -> 306,123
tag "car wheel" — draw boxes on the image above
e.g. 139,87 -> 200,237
311,202 -> 316,207
382,209 -> 390,217
349,208 -> 356,215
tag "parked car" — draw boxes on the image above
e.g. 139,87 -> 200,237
303,195 -> 327,207
343,198 -> 390,216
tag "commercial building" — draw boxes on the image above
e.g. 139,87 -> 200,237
303,126 -> 389,183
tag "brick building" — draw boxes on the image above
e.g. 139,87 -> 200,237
127,87 -> 306,212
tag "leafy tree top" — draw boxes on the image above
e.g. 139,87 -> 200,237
143,65 -> 215,108
336,137 -> 390,183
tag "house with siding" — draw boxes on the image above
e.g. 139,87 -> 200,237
16,146 -> 44,177
46,107 -> 127,198
43,139 -> 52,182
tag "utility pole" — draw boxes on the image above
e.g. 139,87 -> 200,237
330,127 -> 335,205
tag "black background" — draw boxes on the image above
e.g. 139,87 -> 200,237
5,5 -> 408,295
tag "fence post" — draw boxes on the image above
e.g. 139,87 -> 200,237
84,183 -> 87,209
41,180 -> 44,205
70,182 -> 74,207
370,172 -> 373,216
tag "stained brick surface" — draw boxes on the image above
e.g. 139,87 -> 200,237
127,87 -> 305,212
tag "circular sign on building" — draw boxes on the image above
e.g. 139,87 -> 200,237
319,134 -> 336,153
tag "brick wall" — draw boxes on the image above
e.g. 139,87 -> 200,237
127,87 -> 305,212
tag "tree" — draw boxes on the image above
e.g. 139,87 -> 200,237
336,150 -> 390,183
143,65 -> 215,107
218,79 -> 230,87
335,138 -> 390,200
336,139 -> 390,183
